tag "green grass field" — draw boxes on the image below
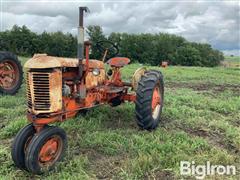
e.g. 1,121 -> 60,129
0,57 -> 239,179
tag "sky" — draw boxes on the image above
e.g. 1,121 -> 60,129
1,0 -> 239,56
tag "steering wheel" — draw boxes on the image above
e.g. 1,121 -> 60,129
96,40 -> 119,61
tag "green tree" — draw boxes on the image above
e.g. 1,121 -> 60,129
86,25 -> 106,59
173,45 -> 202,66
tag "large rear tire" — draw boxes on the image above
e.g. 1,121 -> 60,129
135,70 -> 164,130
0,51 -> 23,95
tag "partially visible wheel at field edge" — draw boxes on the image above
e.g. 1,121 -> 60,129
0,51 -> 23,95
135,70 -> 164,130
11,123 -> 36,170
25,126 -> 67,174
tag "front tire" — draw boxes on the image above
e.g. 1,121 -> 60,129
11,123 -> 36,170
25,126 -> 67,174
135,70 -> 164,130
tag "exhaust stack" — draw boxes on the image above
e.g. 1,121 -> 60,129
78,7 -> 89,60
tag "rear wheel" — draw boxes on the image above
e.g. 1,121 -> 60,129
135,70 -> 164,130
25,126 -> 67,174
0,51 -> 23,95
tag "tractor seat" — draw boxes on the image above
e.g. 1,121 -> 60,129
107,57 -> 130,67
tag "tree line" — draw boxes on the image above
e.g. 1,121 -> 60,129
0,25 -> 77,57
0,25 -> 224,67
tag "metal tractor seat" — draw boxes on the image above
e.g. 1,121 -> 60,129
107,57 -> 130,67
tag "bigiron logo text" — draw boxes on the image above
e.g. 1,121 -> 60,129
180,161 -> 237,179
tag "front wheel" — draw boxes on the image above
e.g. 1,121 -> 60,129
25,126 -> 67,174
11,123 -> 36,170
135,70 -> 164,130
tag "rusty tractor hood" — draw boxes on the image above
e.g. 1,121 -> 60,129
24,54 -> 104,69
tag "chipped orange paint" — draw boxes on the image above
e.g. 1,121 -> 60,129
85,69 -> 105,89
24,54 -> 104,69
107,57 -> 130,67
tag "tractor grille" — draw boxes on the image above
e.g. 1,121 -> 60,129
26,74 -> 32,109
26,69 -> 62,114
32,73 -> 50,111
27,71 -> 51,111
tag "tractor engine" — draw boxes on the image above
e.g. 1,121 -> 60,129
25,54 -> 105,116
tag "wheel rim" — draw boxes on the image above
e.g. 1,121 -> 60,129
38,135 -> 63,167
152,86 -> 161,119
0,60 -> 20,90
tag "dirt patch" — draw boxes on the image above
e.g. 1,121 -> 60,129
176,125 -> 240,155
0,137 -> 12,147
160,116 -> 174,125
83,148 -> 126,179
230,119 -> 240,127
101,108 -> 138,130
186,128 -> 209,137
166,82 -> 240,95
69,145 -> 126,179
144,170 -> 175,180
103,116 -> 137,130
90,155 -> 124,179
0,122 -> 6,129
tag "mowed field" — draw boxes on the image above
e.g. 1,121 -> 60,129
0,57 -> 239,179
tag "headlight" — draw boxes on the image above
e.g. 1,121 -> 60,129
92,68 -> 100,76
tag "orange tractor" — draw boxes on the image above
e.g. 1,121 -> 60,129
11,7 -> 164,174
0,51 -> 23,94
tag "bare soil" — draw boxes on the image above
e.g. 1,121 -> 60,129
166,82 -> 240,95
144,170 -> 174,180
82,148 -> 126,179
176,125 -> 240,156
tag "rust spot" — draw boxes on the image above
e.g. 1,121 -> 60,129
25,54 -> 104,69
85,69 -> 105,89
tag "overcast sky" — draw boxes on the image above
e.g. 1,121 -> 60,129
1,0 -> 239,55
